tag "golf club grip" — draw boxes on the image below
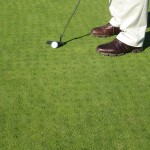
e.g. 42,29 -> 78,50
61,0 -> 81,39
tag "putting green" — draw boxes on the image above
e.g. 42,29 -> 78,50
0,0 -> 150,149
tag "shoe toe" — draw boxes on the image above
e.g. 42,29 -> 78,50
91,28 -> 98,35
96,44 -> 105,52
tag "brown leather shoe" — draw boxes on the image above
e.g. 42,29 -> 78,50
91,23 -> 121,37
97,39 -> 143,56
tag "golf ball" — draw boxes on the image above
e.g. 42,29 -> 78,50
51,41 -> 58,49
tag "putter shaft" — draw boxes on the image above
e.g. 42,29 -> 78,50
60,0 -> 80,42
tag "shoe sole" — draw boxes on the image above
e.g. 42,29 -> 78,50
92,33 -> 119,38
92,33 -> 111,38
96,35 -> 110,38
100,49 -> 143,57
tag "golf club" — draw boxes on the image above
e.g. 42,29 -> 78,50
47,0 -> 81,48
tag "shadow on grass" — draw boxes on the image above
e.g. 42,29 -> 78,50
143,12 -> 150,50
147,12 -> 150,28
143,31 -> 150,50
47,33 -> 91,48
65,33 -> 91,43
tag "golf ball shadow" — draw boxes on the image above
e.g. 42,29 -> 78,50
46,41 -> 67,49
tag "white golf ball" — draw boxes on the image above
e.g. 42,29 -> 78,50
51,41 -> 58,49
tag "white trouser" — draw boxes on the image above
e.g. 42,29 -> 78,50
109,0 -> 149,47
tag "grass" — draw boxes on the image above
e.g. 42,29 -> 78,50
0,0 -> 150,149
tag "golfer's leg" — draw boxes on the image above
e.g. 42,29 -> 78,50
117,0 -> 149,47
109,0 -> 124,27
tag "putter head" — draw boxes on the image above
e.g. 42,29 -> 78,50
46,40 -> 67,48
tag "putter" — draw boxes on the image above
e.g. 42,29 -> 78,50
47,0 -> 81,48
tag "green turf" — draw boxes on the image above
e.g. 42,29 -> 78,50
0,0 -> 150,150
